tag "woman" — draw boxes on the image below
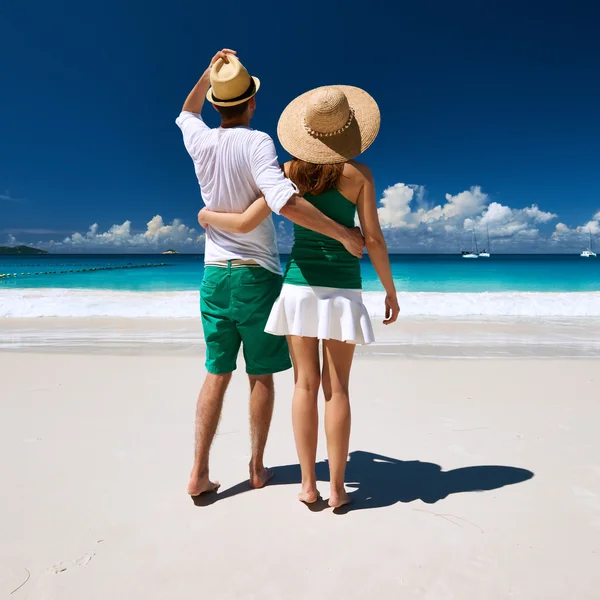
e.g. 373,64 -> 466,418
199,85 -> 399,508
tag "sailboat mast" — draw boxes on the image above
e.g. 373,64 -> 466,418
473,229 -> 479,254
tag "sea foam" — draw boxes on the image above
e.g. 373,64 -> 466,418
1,289 -> 600,318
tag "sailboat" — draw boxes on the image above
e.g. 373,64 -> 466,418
479,227 -> 491,257
462,230 -> 479,258
581,228 -> 597,258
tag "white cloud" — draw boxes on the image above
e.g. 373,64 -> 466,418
45,215 -> 205,253
0,191 -> 20,202
377,184 -> 421,229
442,186 -> 489,220
8,193 -> 597,255
377,184 -> 489,230
378,185 -> 493,231
275,219 -> 294,253
6,234 -> 17,246
466,202 -> 557,240
522,205 -> 557,223
552,212 -> 600,240
376,183 -> 559,251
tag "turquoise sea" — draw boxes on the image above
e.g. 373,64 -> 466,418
2,254 -> 600,319
2,254 -> 600,293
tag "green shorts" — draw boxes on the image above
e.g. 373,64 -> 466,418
200,263 -> 291,376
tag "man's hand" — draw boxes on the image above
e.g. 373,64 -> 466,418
340,226 -> 365,258
182,49 -> 237,114
198,208 -> 210,230
383,293 -> 400,325
202,49 -> 237,78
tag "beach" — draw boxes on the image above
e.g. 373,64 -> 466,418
1,330 -> 599,599
3,315 -> 600,358
3,1 -> 599,595
2,254 -> 600,597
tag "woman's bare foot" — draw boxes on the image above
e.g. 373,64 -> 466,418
328,489 -> 351,508
187,476 -> 220,497
298,485 -> 320,504
249,464 -> 274,489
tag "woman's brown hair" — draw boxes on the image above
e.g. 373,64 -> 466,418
286,159 -> 344,196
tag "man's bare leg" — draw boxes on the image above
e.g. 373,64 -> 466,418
187,372 -> 232,496
248,374 -> 275,488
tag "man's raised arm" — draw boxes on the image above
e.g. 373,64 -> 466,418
181,49 -> 236,114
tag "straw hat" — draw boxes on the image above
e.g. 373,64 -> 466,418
206,55 -> 260,107
277,85 -> 380,164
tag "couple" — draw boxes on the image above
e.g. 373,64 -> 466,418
176,49 -> 399,508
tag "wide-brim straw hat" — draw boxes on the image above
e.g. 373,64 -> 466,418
277,85 -> 380,164
206,55 -> 260,107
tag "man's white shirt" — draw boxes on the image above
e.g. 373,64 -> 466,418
176,111 -> 298,274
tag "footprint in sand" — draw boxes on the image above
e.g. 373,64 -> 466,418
50,551 -> 96,574
73,552 -> 95,567
51,563 -> 67,574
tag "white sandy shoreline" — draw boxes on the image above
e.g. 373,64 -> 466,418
2,316 -> 600,358
2,288 -> 600,318
1,354 -> 599,599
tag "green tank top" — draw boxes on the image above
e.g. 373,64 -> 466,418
283,188 -> 362,289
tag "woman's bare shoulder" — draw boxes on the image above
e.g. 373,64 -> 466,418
282,160 -> 293,176
344,160 -> 373,183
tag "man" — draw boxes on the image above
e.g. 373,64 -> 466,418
176,49 -> 364,497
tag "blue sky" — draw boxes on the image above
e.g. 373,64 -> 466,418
1,0 -> 599,253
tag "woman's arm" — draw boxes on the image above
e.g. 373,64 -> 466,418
355,164 -> 400,325
198,197 -> 271,234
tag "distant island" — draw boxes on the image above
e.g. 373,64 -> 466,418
0,245 -> 49,255
162,249 -> 179,255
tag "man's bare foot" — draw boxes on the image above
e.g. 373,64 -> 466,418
187,477 -> 220,497
298,486 -> 320,504
249,464 -> 274,489
328,489 -> 351,508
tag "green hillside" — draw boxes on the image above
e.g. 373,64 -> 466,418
0,245 -> 49,255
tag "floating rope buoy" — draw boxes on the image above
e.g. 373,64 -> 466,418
1,262 -> 172,282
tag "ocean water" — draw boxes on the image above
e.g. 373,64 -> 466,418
1,254 -> 600,318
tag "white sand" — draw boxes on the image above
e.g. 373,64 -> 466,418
1,349 -> 599,598
3,316 -> 600,358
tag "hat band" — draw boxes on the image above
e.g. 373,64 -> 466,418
212,79 -> 256,104
303,108 -> 355,138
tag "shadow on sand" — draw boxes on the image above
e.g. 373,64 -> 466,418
193,450 -> 534,513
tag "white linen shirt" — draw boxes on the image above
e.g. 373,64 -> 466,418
176,111 -> 298,274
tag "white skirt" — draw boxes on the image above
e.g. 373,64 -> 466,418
265,284 -> 374,345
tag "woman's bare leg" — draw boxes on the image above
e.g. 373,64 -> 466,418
287,335 -> 321,503
322,339 -> 355,508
